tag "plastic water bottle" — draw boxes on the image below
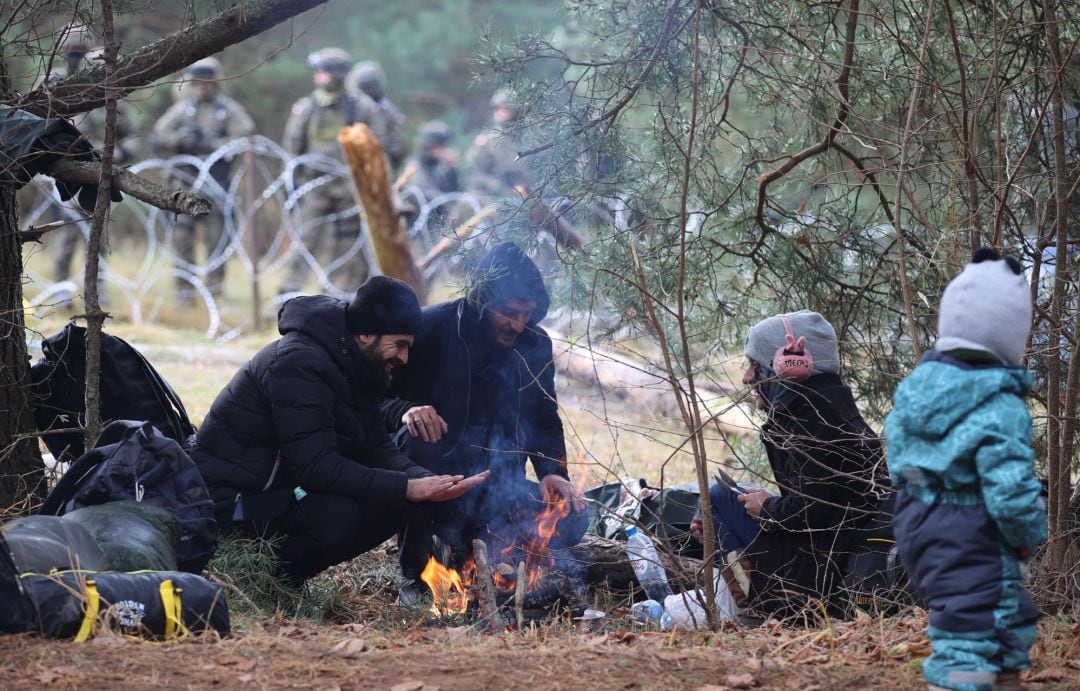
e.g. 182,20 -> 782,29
626,527 -> 674,602
630,599 -> 664,623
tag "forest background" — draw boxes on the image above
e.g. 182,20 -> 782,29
3,0 -> 1080,686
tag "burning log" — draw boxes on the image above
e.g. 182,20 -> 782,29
337,123 -> 427,302
494,569 -> 586,614
470,539 -> 500,633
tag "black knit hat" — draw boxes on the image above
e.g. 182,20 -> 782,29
345,276 -> 422,335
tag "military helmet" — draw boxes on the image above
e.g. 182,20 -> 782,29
185,57 -> 223,80
417,120 -> 452,150
307,47 -> 352,74
348,61 -> 385,97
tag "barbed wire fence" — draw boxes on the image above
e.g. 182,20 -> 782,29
21,134 -> 487,341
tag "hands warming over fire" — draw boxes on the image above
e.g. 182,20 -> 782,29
406,470 -> 491,502
539,474 -> 586,512
402,405 -> 448,443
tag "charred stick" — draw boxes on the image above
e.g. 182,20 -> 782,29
471,539 -> 500,634
515,561 -> 526,629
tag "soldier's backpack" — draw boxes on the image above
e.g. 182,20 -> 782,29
31,322 -> 195,464
40,420 -> 218,574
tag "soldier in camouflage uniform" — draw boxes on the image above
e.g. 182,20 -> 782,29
405,120 -> 460,230
465,88 -> 534,205
408,121 -> 459,200
39,31 -> 140,306
281,48 -> 378,295
154,57 -> 254,302
348,61 -> 407,173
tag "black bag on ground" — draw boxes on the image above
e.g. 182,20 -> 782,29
585,480 -> 702,558
30,322 -> 196,464
18,570 -> 229,640
40,420 -> 218,573
841,492 -> 918,613
64,501 -> 181,572
0,514 -> 108,574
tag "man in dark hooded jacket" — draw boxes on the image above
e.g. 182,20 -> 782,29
191,276 -> 488,584
381,242 -> 587,604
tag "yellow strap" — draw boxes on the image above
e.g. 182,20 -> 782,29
74,580 -> 100,643
159,579 -> 189,640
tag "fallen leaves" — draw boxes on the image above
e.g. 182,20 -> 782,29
390,681 -> 439,691
329,638 -> 371,658
723,672 -> 757,688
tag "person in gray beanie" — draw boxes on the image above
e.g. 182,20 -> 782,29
887,247 -> 1043,691
191,276 -> 488,585
692,309 -> 888,618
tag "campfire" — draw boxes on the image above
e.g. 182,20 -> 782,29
419,555 -> 472,617
419,494 -> 585,625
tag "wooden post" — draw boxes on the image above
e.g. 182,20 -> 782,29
337,124 -> 427,302
243,141 -> 262,331
471,539 -> 500,634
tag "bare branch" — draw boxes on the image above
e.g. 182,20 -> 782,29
48,158 -> 211,216
15,0 -> 329,118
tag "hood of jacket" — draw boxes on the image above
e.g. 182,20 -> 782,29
277,295 -> 369,384
466,242 -> 550,325
888,350 -> 1032,441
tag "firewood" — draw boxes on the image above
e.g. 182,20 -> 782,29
567,534 -> 705,592
515,561 -> 526,629
470,539 -> 500,634
337,123 -> 427,302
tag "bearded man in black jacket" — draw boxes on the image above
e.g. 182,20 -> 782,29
381,242 -> 587,606
191,276 -> 488,584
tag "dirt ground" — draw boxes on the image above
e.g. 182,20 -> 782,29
3,607 -> 1080,690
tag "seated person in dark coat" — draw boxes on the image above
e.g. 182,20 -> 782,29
191,276 -> 488,584
692,310 -> 889,619
381,242 -> 587,603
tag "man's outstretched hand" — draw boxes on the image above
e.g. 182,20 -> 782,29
406,470 -> 490,502
402,405 -> 448,443
539,474 -> 586,512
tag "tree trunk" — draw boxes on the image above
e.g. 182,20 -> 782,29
0,182 -> 45,516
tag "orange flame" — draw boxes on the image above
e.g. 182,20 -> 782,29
419,556 -> 470,617
497,494 -> 572,591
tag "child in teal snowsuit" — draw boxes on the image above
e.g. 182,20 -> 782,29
886,248 -> 1046,691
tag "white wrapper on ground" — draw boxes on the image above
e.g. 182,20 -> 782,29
663,572 -> 739,629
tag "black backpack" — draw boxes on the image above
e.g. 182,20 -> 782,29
841,492 -> 919,614
31,322 -> 195,463
39,420 -> 218,573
